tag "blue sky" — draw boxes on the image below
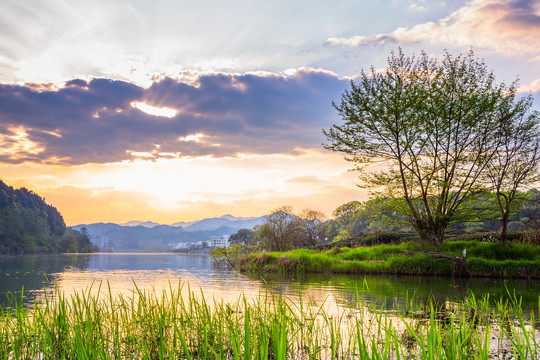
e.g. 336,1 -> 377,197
1,0 -> 540,224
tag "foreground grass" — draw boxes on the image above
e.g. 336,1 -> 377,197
235,240 -> 540,278
1,282 -> 539,359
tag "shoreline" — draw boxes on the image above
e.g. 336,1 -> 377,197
226,238 -> 540,279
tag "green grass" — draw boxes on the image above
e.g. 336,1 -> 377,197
441,240 -> 540,261
239,243 -> 449,275
237,238 -> 540,278
1,281 -> 539,359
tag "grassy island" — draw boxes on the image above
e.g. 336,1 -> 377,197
218,232 -> 540,279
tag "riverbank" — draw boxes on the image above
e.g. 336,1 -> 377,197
1,282 -> 538,359
234,234 -> 540,278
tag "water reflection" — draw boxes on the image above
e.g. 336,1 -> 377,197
0,254 -> 91,306
1,253 -> 539,312
253,272 -> 540,312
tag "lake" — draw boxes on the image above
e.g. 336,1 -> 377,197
1,253 -> 539,311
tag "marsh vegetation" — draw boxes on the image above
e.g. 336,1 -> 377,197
1,281 -> 539,359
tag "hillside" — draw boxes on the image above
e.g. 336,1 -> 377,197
0,180 -> 95,255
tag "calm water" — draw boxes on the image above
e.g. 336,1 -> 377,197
1,253 -> 539,311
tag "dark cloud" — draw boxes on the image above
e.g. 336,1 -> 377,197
0,69 -> 347,164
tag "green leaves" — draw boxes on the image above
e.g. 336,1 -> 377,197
325,48 -> 539,245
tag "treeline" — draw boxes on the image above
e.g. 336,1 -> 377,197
225,206 -> 326,252
224,189 -> 540,253
325,189 -> 540,242
0,180 -> 96,255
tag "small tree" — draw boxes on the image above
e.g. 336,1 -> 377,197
228,228 -> 254,246
485,101 -> 540,247
332,201 -> 363,236
254,206 -> 325,251
254,206 -> 303,251
299,208 -> 326,247
324,49 -> 528,246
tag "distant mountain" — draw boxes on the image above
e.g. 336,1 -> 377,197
183,215 -> 265,232
170,221 -> 195,228
74,214 -> 266,252
170,215 -> 259,228
120,220 -> 160,228
219,214 -> 256,221
73,222 -> 186,252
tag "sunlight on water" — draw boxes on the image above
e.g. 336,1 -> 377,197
1,253 -> 346,316
2,253 -> 540,314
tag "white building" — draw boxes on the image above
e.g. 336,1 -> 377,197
209,235 -> 229,248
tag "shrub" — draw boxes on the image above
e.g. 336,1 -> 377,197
518,230 -> 540,245
468,258 -> 540,278
386,254 -> 451,276
441,241 -> 540,261
278,255 -> 302,272
251,251 -> 277,268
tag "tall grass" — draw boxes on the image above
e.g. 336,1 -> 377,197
0,281 -> 539,359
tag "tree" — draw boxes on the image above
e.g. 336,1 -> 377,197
333,201 -> 362,224
60,232 -> 79,253
519,189 -> 540,230
485,102 -> 540,247
0,180 -> 71,254
254,206 -> 304,251
228,228 -> 254,246
76,227 -> 97,252
332,201 -> 363,236
324,49 -> 529,246
253,206 -> 325,251
298,209 -> 326,247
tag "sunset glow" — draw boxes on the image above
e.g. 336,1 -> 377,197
131,102 -> 177,118
1,0 -> 539,225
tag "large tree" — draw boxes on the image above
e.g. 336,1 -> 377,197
324,49 -> 532,246
485,99 -> 540,247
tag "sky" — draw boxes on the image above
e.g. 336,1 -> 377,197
1,0 -> 540,225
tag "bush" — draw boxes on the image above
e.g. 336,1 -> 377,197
518,230 -> 540,245
386,253 -> 451,276
278,255 -> 302,272
441,241 -> 540,261
327,231 -> 419,248
468,258 -> 540,278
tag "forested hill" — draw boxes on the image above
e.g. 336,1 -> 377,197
0,180 -> 95,255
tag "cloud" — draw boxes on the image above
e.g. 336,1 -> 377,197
2,149 -> 364,224
41,185 -> 161,225
0,69 -> 347,165
520,78 -> 540,93
326,0 -> 540,55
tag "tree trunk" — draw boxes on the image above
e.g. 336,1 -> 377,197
501,213 -> 509,249
451,249 -> 469,277
415,220 -> 447,248
430,249 -> 470,277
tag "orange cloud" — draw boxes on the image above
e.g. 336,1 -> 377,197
0,126 -> 44,162
0,149 -> 366,225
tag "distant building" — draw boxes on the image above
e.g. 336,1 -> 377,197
209,235 -> 229,248
99,235 -> 109,251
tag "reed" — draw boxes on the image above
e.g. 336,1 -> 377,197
0,281 -> 538,359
